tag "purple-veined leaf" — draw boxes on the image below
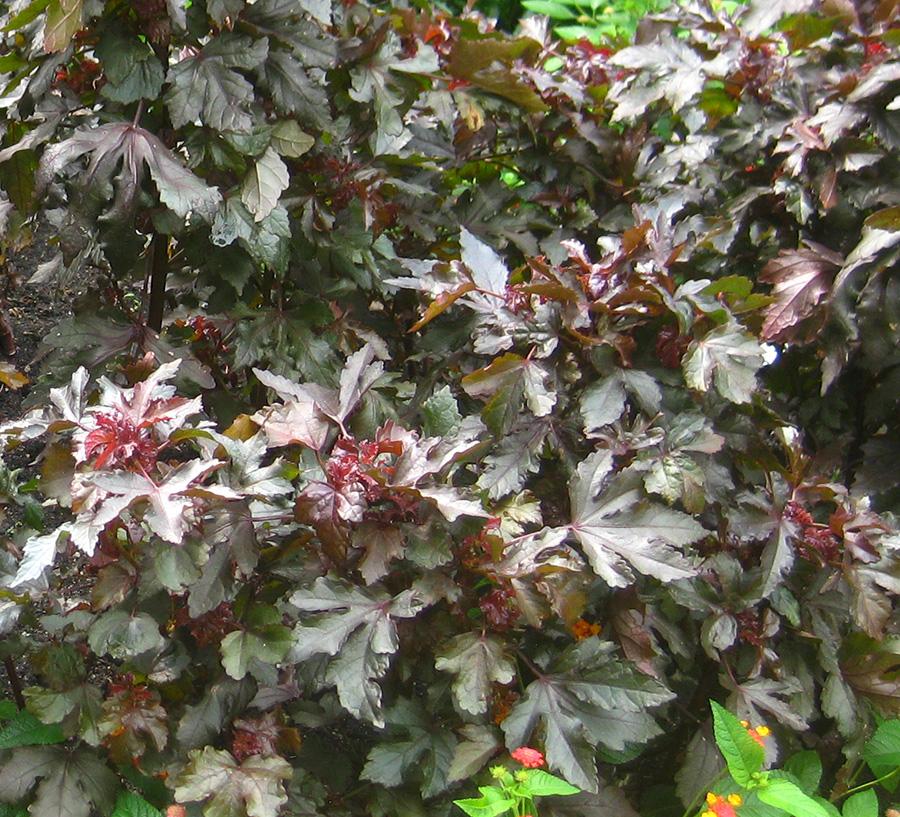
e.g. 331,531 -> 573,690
241,147 -> 289,222
37,124 -> 221,222
683,323 -> 765,404
760,242 -> 842,342
563,452 -> 703,587
89,459 -> 230,543
258,50 -> 332,131
434,633 -> 516,715
502,640 -> 674,792
87,610 -> 166,659
166,34 -> 268,132
0,746 -> 117,817
174,747 -> 292,817
269,119 -> 315,158
446,725 -> 501,784
251,369 -> 334,450
724,674 -> 810,731
477,421 -> 548,499
288,579 -> 426,726
355,522 -> 406,585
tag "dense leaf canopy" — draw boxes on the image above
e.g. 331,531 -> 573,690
0,0 -> 897,814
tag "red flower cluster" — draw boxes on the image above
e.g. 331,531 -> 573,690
511,747 -> 545,768
784,501 -> 841,564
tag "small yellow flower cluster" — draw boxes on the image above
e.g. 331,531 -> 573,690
740,720 -> 772,746
701,792 -> 742,817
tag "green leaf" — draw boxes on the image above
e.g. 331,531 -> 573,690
522,0 -> 579,18
710,701 -> 764,788
0,709 -> 64,748
421,386 -> 462,437
44,0 -> 82,53
481,377 -> 526,437
784,751 -> 823,795
25,684 -> 103,745
111,791 -> 162,817
270,120 -> 314,158
212,200 -> 291,272
841,790 -> 878,817
757,779 -> 831,817
863,719 -> 900,792
452,796 -> 515,817
526,769 -> 581,796
220,623 -> 292,680
96,31 -> 165,103
87,610 -> 165,660
463,353 -> 555,434
3,0 -> 50,32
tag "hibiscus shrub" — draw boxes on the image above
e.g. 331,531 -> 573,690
0,0 -> 897,816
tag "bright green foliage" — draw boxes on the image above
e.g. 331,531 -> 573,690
454,752 -> 579,816
522,0 -> 670,44
710,702 -> 764,788
705,704 -> 900,817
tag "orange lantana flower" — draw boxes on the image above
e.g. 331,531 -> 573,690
571,618 -> 602,640
701,792 -> 743,817
740,720 -> 771,746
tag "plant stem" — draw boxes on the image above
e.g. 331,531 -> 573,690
679,769 -> 729,817
147,231 -> 169,332
3,656 -> 25,709
831,767 -> 900,802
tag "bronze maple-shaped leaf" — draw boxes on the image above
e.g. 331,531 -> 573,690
759,241 -> 843,343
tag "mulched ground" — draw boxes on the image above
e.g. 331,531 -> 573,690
0,232 -> 83,701
1,225 -> 77,510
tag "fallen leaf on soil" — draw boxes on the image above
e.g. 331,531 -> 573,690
0,362 -> 28,390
